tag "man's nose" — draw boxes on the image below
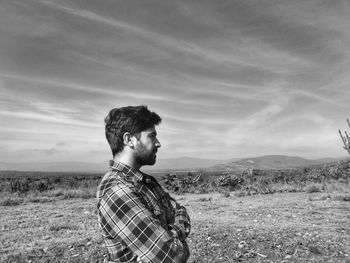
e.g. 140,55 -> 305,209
155,138 -> 161,148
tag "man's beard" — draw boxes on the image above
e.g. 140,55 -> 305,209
134,143 -> 157,166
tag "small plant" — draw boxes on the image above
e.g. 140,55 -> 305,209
48,223 -> 76,232
28,196 -> 53,203
217,173 -> 243,189
218,187 -> 231,197
9,178 -> 30,193
33,179 -> 51,192
234,190 -> 245,197
334,194 -> 350,201
197,197 -> 212,202
223,191 -> 230,197
162,173 -> 201,193
0,198 -> 22,206
339,118 -> 350,155
305,184 -> 321,193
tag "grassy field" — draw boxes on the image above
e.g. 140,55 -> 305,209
1,190 -> 349,263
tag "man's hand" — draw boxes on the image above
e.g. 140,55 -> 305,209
168,202 -> 191,241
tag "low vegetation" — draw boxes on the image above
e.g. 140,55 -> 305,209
162,159 -> 350,196
0,159 -> 349,262
1,159 -> 349,198
1,191 -> 349,262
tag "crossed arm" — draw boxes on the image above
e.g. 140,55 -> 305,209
98,184 -> 190,263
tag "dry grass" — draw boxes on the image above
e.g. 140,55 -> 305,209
0,191 -> 349,262
325,180 -> 350,193
186,192 -> 350,262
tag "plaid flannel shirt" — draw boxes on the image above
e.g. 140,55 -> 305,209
97,161 -> 191,263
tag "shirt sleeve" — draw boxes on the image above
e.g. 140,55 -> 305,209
168,203 -> 191,241
98,182 -> 186,263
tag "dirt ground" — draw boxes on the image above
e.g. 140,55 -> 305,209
1,191 -> 349,262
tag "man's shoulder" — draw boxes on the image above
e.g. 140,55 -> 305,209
96,170 -> 134,199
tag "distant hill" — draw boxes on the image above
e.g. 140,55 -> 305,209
0,157 -> 231,173
210,155 -> 347,170
0,161 -> 107,173
146,157 -> 237,171
0,155 -> 346,173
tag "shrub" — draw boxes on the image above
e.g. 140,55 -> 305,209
234,191 -> 245,197
222,190 -> 230,198
305,184 -> 322,193
271,183 -> 300,193
48,224 -> 77,232
28,196 -> 53,203
43,189 -> 65,197
163,174 -> 180,192
9,178 -> 30,193
197,197 -> 212,202
0,198 -> 22,206
33,179 -> 51,192
217,173 -> 243,189
162,173 -> 202,193
334,194 -> 350,201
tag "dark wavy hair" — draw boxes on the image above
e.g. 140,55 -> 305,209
105,105 -> 161,156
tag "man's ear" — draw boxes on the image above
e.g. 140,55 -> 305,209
123,132 -> 135,148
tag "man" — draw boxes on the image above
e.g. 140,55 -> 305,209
97,105 -> 191,263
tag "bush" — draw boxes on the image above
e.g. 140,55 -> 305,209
234,191 -> 245,197
162,173 -> 202,193
163,174 -> 180,192
222,190 -> 230,198
271,183 -> 300,193
33,179 -> 51,192
334,194 -> 350,201
28,196 -> 53,203
217,173 -> 243,189
0,198 -> 22,206
48,224 -> 77,232
305,184 -> 322,193
9,178 -> 30,193
197,197 -> 212,202
43,189 -> 65,197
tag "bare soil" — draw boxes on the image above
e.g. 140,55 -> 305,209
1,192 -> 349,262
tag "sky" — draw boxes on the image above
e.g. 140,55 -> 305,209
1,0 -> 350,164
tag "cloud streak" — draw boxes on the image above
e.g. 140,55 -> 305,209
0,0 -> 349,163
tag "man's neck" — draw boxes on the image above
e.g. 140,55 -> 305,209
113,154 -> 141,171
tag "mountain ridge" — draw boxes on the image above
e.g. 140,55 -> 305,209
0,155 -> 347,173
210,155 -> 347,170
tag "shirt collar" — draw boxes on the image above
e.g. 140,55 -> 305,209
109,160 -> 144,182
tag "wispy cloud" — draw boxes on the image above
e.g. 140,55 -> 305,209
0,0 -> 349,162
32,0 -> 235,63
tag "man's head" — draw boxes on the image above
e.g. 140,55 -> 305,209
105,105 -> 162,165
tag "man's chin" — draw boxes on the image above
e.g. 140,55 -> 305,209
149,156 -> 156,166
141,156 -> 156,166
135,151 -> 158,166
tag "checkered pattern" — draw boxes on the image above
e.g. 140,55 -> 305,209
97,161 -> 190,262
